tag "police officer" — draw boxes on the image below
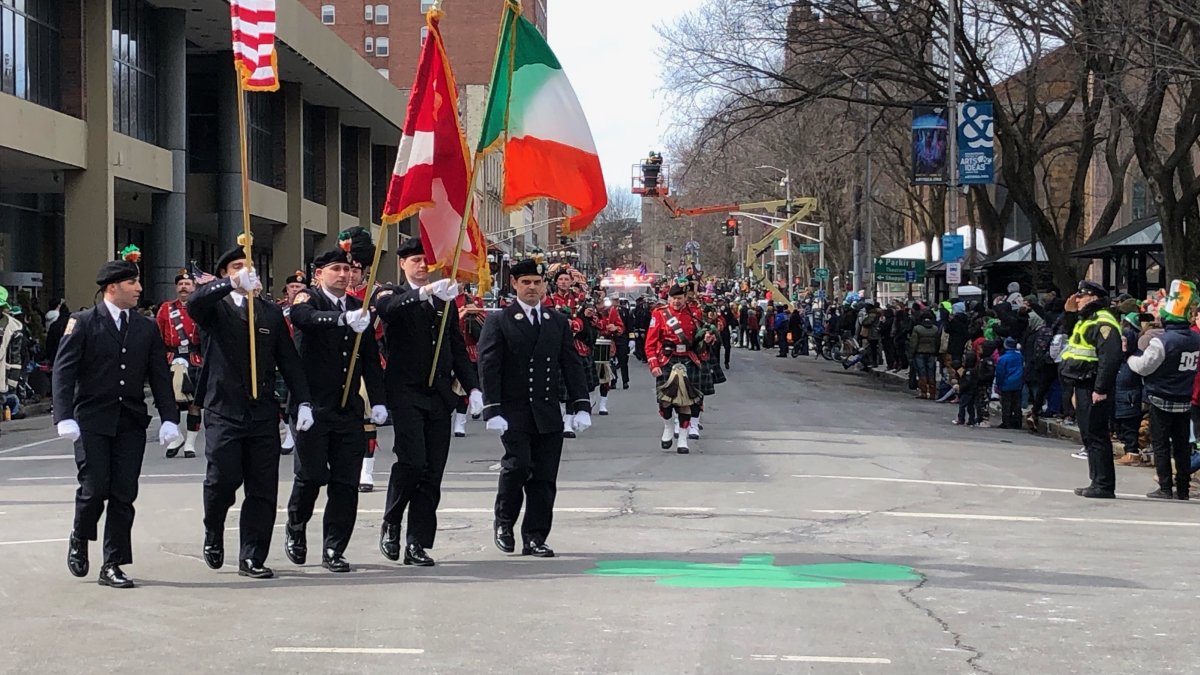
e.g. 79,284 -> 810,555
54,254 -> 180,588
477,259 -> 591,558
1127,279 -> 1200,500
188,247 -> 313,579
374,237 -> 482,567
283,248 -> 387,572
1059,280 -> 1123,499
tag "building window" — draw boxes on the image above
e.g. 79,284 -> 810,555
0,0 -> 61,110
420,0 -> 435,11
112,0 -> 158,144
374,5 -> 389,24
320,4 -> 335,24
419,26 -> 427,46
341,127 -> 360,218
364,4 -> 374,22
376,68 -> 389,79
375,36 -> 389,57
247,93 -> 276,186
364,36 -> 374,53
303,103 -> 326,204
187,73 -> 218,173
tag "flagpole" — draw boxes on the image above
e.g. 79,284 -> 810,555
234,75 -> 259,399
338,221 -> 390,408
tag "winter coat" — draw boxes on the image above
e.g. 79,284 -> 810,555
975,356 -> 996,389
909,320 -> 941,356
994,349 -> 1025,392
946,313 -> 970,364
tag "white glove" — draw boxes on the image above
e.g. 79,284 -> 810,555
295,404 -> 314,432
158,421 -> 182,447
571,411 -> 592,433
171,357 -> 188,367
468,390 -> 484,416
56,419 -> 81,442
628,339 -> 637,351
231,267 -> 260,292
485,416 -> 508,433
432,279 -> 460,302
344,308 -> 371,334
369,404 -> 388,425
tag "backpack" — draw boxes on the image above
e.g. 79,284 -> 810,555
1030,325 -> 1055,366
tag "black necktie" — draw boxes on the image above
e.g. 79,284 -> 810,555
530,308 -> 540,328
118,310 -> 129,338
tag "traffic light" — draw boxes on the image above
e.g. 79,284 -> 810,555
664,243 -> 674,253
724,217 -> 739,237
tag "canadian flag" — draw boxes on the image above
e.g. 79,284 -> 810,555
230,0 -> 279,91
382,10 -> 490,292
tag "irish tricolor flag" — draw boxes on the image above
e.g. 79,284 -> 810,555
477,2 -> 607,235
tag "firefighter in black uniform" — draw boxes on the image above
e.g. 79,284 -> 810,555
477,259 -> 591,558
54,255 -> 180,588
374,237 -> 482,567
188,247 -> 312,579
283,248 -> 387,572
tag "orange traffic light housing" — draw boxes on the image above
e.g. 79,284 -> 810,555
724,217 -> 739,237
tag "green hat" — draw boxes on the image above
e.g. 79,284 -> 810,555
9,305 -> 21,316
1122,312 -> 1140,327
1159,279 -> 1197,322
0,286 -> 9,309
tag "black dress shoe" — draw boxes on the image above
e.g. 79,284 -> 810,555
494,524 -> 515,553
379,523 -> 401,561
165,446 -> 179,458
677,445 -> 689,455
1176,493 -> 1190,501
1147,488 -> 1174,500
358,483 -> 374,493
203,530 -> 224,570
67,532 -> 89,578
97,564 -> 135,589
622,382 -> 630,390
403,543 -> 436,567
563,430 -> 576,439
238,559 -> 275,579
1075,487 -> 1115,499
284,525 -> 307,565
322,548 -> 351,573
522,541 -> 555,558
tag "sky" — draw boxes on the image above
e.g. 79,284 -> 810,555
547,2 -> 704,201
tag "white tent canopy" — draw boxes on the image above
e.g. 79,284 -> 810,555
880,226 -> 1018,261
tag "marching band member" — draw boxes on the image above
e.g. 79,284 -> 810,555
156,269 -> 208,459
645,284 -> 716,454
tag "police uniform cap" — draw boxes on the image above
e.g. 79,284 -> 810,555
313,248 -> 353,269
96,260 -> 140,286
1076,280 -> 1108,298
509,259 -> 542,279
215,247 -> 247,275
395,237 -> 425,259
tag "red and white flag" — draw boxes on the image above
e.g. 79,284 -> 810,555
230,0 -> 279,91
382,9 -> 490,292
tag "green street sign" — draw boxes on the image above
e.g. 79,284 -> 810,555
798,243 -> 820,253
813,267 -> 830,281
874,257 -> 925,283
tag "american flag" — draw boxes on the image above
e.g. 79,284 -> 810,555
230,0 -> 279,91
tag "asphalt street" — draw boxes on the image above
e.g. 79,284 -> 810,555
2,347 -> 1197,674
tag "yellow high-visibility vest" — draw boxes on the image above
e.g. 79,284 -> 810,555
1060,310 -> 1119,363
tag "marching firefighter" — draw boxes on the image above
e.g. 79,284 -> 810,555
155,269 -> 207,458
645,284 -> 716,453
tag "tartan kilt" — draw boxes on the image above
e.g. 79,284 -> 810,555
654,355 -> 711,399
707,358 -> 727,387
560,352 -> 600,401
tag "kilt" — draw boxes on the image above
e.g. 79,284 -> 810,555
560,352 -> 600,402
654,355 -> 711,400
707,358 -> 727,387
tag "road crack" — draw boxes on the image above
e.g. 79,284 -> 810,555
897,573 -> 993,675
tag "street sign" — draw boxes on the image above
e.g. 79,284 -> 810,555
904,270 -> 918,283
873,258 -> 925,283
798,243 -> 820,253
946,262 -> 962,284
813,267 -> 830,281
941,234 -> 965,262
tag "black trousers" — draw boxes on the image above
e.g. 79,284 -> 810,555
635,333 -> 647,362
287,416 -> 366,554
748,329 -> 760,350
720,332 -> 732,365
615,341 -> 631,385
777,329 -> 789,356
73,412 -> 147,566
1000,390 -> 1022,428
1027,364 -> 1057,418
1149,405 -> 1192,495
384,398 -> 453,547
202,412 -> 281,564
1076,386 -> 1116,494
495,429 -> 563,544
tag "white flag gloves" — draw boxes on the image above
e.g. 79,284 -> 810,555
468,390 -> 484,416
485,416 -> 508,433
369,405 -> 388,425
628,339 -> 637,351
295,404 -> 315,432
231,267 -> 260,292
56,419 -> 81,442
345,308 -> 372,334
158,421 -> 182,447
432,279 -> 460,302
571,411 -> 592,433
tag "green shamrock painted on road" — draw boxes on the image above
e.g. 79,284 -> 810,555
586,555 -> 920,589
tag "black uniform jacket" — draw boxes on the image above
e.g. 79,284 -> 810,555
476,303 -> 590,435
373,284 -> 479,411
289,286 -> 385,420
52,304 -> 179,435
187,278 -> 311,423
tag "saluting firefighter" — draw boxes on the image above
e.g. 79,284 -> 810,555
188,247 -> 313,579
283,248 -> 386,573
453,289 -> 488,437
373,237 -> 483,567
55,251 -> 181,588
645,284 -> 717,454
275,270 -> 308,455
155,268 -> 210,459
477,259 -> 592,558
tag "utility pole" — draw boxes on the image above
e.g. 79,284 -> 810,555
785,168 -> 793,299
947,0 -> 958,238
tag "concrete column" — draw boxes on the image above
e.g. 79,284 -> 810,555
63,0 -> 114,308
324,108 -> 341,245
148,8 -> 187,303
273,83 -> 305,279
357,127 -> 372,229
216,64 -> 242,251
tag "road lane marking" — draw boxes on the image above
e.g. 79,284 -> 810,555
654,507 -> 716,512
11,473 -> 207,481
750,654 -> 890,664
0,454 -> 74,462
812,510 -> 1200,527
1055,516 -> 1199,528
0,438 -> 62,455
0,538 -> 68,546
272,647 -> 423,655
791,473 -> 1151,498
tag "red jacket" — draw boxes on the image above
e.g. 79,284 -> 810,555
597,306 -> 625,338
156,299 -> 203,366
645,305 -> 700,369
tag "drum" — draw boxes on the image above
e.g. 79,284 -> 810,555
593,337 -> 614,363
